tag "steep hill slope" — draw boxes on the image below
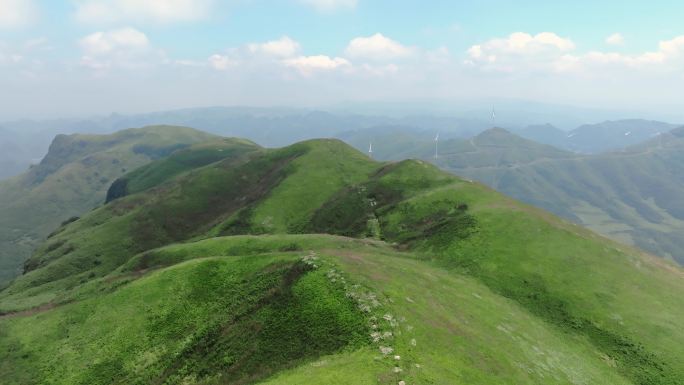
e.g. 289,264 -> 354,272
1,137 -> 683,385
0,126 -> 246,286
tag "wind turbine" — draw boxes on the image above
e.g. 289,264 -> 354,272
368,141 -> 373,158
434,132 -> 439,159
491,105 -> 496,127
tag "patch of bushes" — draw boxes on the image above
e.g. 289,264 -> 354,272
278,243 -> 301,252
47,217 -> 81,238
219,208 -> 258,236
382,200 -> 478,249
45,240 -> 66,253
105,178 -> 129,203
307,181 -> 403,237
61,216 -> 80,227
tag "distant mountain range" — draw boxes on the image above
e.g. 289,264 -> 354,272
2,107 -> 679,181
513,119 -> 678,153
0,107 -> 492,180
342,125 -> 684,264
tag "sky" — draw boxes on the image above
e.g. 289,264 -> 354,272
0,0 -> 683,120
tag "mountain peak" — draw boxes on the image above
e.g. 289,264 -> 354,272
474,127 -> 528,145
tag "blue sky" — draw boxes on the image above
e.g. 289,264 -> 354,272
1,0 -> 683,119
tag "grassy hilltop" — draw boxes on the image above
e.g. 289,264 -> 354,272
1,134 -> 683,385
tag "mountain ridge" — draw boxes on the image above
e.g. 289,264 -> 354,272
0,126 -> 228,286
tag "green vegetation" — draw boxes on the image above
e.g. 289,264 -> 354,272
0,252 -> 368,385
0,126 -> 230,286
2,134 -> 684,384
105,138 -> 259,202
0,235 -> 636,385
347,127 -> 684,264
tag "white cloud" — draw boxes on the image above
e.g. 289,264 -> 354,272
247,36 -> 301,58
74,0 -> 214,24
206,37 -> 301,70
659,36 -> 684,57
465,32 -> 575,73
345,33 -> 414,61
80,27 -> 149,55
0,0 -> 38,28
467,32 -> 684,76
568,35 -> 684,72
206,37 -> 357,78
467,32 -> 574,60
299,0 -> 357,12
283,55 -> 350,74
208,54 -> 236,70
79,27 -> 160,70
606,33 -> 625,46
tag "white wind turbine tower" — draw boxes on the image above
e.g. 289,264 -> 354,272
434,132 -> 439,159
491,105 -> 497,127
368,141 -> 373,158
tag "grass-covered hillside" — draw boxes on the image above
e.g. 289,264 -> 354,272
1,135 -> 683,385
0,126 -> 244,286
346,126 -> 684,264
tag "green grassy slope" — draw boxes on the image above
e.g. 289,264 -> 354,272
0,126 -> 251,286
435,129 -> 684,264
1,137 -> 683,384
0,235 -> 634,385
350,127 -> 684,264
105,138 -> 260,202
0,249 -> 367,385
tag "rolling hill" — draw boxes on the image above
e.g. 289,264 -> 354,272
1,134 -> 683,385
345,127 -> 684,264
0,126 -> 233,286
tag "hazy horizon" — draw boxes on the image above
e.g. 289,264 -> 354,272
1,100 -> 683,132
